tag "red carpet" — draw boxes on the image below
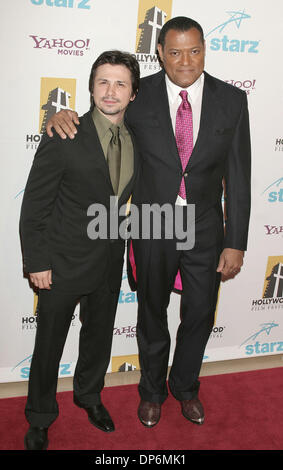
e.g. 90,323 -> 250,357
1,367 -> 283,451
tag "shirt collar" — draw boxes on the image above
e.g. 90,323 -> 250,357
92,107 -> 125,139
165,72 -> 204,105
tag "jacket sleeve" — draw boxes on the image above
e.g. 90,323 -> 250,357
223,91 -> 251,251
19,133 -> 66,273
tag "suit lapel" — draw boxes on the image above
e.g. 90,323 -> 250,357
185,71 -> 217,169
151,71 -> 182,168
186,71 -> 226,170
118,122 -> 139,205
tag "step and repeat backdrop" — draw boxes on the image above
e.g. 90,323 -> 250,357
0,0 -> 282,382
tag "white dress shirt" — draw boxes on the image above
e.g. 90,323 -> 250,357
165,72 -> 204,205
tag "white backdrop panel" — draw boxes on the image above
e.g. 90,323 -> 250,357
0,0 -> 282,382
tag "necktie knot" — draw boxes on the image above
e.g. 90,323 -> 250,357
179,90 -> 191,109
180,90 -> 188,101
110,125 -> 120,144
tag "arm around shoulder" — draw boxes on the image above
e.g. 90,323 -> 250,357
46,109 -> 80,139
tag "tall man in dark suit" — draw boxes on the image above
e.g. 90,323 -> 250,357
20,50 -> 140,450
46,17 -> 251,429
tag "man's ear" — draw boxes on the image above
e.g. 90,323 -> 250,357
157,44 -> 164,62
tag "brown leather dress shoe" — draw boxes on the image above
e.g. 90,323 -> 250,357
138,400 -> 161,428
181,398 -> 204,425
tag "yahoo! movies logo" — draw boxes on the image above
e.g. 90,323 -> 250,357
29,35 -> 90,57
205,10 -> 259,53
264,225 -> 283,237
225,78 -> 256,96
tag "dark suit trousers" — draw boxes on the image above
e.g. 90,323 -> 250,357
25,281 -> 119,428
134,207 -> 223,404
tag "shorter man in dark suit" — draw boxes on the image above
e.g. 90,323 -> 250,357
20,50 -> 140,450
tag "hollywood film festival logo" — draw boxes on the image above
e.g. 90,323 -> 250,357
111,354 -> 140,373
133,0 -> 172,74
251,256 -> 283,312
25,77 -> 76,151
242,258 -> 283,357
21,292 -> 78,332
275,137 -> 283,152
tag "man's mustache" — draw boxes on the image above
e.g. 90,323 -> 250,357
102,96 -> 120,103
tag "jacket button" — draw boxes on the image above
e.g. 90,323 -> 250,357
183,172 -> 188,177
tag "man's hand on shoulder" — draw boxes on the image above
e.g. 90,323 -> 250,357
46,109 -> 80,140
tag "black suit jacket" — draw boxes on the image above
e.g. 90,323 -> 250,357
20,111 -> 139,293
125,69 -> 251,251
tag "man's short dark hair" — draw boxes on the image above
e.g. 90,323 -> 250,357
158,16 -> 204,48
89,50 -> 140,111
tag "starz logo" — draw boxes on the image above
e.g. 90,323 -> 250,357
205,10 -> 260,53
261,177 -> 283,203
206,10 -> 251,37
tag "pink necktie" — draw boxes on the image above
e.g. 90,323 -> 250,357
175,90 -> 193,199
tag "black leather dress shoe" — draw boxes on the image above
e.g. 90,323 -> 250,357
138,400 -> 161,428
74,396 -> 115,433
24,426 -> 49,450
